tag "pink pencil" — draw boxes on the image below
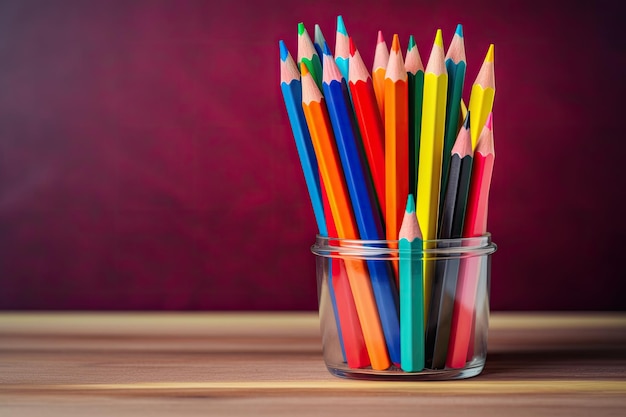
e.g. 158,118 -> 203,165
446,113 -> 495,369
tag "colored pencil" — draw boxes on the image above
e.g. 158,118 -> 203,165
384,34 -> 409,262
322,43 -> 401,366
313,24 -> 328,62
298,22 -> 324,91
348,37 -> 386,224
335,15 -> 350,81
322,181 -> 370,368
447,113 -> 495,369
282,41 -> 358,365
416,29 -> 448,321
372,30 -> 389,121
405,35 -> 425,198
443,113 -> 473,241
301,63 -> 391,370
425,113 -> 473,369
440,24 -> 467,221
279,41 -> 327,237
468,44 -> 495,149
399,194 -> 425,372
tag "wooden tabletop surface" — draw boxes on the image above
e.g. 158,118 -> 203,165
1,311 -> 625,416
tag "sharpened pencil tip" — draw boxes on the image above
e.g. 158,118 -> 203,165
279,40 -> 289,61
377,30 -> 384,44
485,112 -> 493,129
405,194 -> 416,214
408,35 -> 415,50
337,15 -> 348,36
391,34 -> 400,52
349,37 -> 356,56
455,24 -> 463,38
463,110 -> 470,129
434,29 -> 444,48
322,40 -> 332,56
298,22 -> 306,36
314,24 -> 325,44
301,63 -> 310,76
485,44 -> 495,62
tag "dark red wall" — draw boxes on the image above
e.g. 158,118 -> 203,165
1,0 -> 624,310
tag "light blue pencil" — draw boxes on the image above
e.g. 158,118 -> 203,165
280,41 -> 346,362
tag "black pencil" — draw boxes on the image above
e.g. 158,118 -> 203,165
425,112 -> 473,369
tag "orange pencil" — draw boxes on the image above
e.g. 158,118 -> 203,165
322,178 -> 370,369
348,37 -> 386,224
372,30 -> 389,121
301,65 -> 391,370
384,34 -> 409,281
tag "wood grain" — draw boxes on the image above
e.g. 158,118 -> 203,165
1,312 -> 625,416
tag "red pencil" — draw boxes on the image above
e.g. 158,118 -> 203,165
348,37 -> 386,225
463,113 -> 495,237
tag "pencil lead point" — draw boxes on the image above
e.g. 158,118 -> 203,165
485,44 -> 495,62
455,24 -> 463,38
298,22 -> 306,36
408,35 -> 415,50
434,29 -> 444,48
279,40 -> 289,61
314,24 -> 325,44
405,194 -> 416,213
391,34 -> 400,52
337,15 -> 348,36
377,30 -> 384,44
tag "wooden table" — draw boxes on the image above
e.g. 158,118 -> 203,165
1,312 -> 625,416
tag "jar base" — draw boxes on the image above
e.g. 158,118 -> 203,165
325,359 -> 485,381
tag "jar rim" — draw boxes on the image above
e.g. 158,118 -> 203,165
311,233 -> 497,260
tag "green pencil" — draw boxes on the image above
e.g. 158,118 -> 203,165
399,194 -> 424,372
439,24 -> 467,222
406,35 -> 424,198
298,22 -> 323,91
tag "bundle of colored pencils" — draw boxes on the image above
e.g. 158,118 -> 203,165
279,16 -> 496,372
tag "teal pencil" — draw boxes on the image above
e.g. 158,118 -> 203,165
440,24 -> 467,221
399,194 -> 424,372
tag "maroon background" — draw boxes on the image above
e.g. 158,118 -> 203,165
1,0 -> 624,311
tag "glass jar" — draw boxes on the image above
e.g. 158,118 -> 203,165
311,234 -> 497,380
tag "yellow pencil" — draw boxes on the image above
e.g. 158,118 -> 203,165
468,44 -> 495,149
416,29 -> 448,320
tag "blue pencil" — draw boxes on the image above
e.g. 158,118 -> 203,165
279,41 -> 327,236
321,42 -> 401,366
280,41 -> 346,361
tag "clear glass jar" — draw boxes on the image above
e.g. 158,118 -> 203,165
311,234 -> 497,380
